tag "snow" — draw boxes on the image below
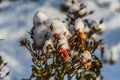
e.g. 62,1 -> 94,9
78,8 -> 87,16
43,39 -> 54,54
0,0 -> 120,80
69,3 -> 80,12
75,18 -> 85,32
58,33 -> 70,49
51,19 -> 71,37
81,50 -> 92,63
33,11 -> 48,25
32,24 -> 47,46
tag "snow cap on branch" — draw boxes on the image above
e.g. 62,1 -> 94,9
58,33 -> 70,50
81,50 -> 92,63
64,0 -> 73,8
43,39 -> 54,54
78,8 -> 87,16
75,18 -> 85,32
33,11 -> 48,25
32,11 -> 52,46
98,22 -> 105,31
32,24 -> 47,46
90,21 -> 98,28
51,19 -> 71,38
68,3 -> 80,12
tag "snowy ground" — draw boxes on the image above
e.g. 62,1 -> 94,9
0,0 -> 120,80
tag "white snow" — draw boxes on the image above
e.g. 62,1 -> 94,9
69,3 -> 80,12
81,50 -> 92,63
75,18 -> 85,32
58,33 -> 70,49
32,24 -> 47,46
51,19 -> 71,37
43,39 -> 54,54
78,8 -> 87,16
33,11 -> 48,25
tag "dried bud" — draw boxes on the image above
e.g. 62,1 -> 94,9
32,42 -> 41,50
50,23 -> 54,31
54,33 -> 60,39
47,44 -> 53,50
78,31 -> 86,40
79,44 -> 86,51
74,55 -> 79,61
58,48 -> 70,62
19,38 -> 25,46
25,39 -> 30,45
84,63 -> 91,70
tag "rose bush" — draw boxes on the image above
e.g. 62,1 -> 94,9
20,0 -> 105,80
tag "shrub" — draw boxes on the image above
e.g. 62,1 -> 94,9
20,0 -> 105,80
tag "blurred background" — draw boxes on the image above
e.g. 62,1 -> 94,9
0,0 -> 120,80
